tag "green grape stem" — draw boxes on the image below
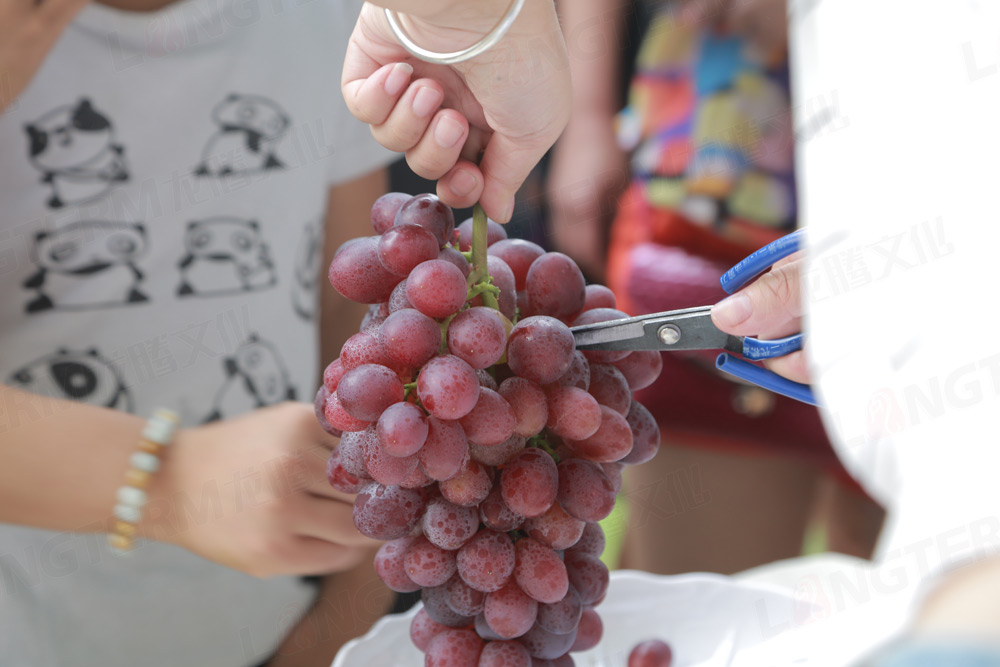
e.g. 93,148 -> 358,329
466,204 -> 500,311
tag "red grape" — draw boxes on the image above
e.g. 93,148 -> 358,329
587,364 -> 631,416
459,388 -> 516,447
329,236 -> 401,304
563,554 -> 609,606
375,536 -> 422,593
555,351 -> 590,391
488,239 -> 544,291
419,417 -> 470,481
583,284 -> 617,311
323,358 -> 345,393
378,223 -> 440,276
518,623 -> 577,660
353,482 -> 426,540
446,574 -> 487,617
500,448 -> 558,518
567,523 -> 605,559
404,535 -> 458,587
422,496 -> 481,550
439,459 -> 493,507
407,259 -> 469,319
536,587 -> 582,635
498,378 -> 548,438
371,192 -> 411,234
545,386 -> 602,441
425,628 -> 484,666
565,406 -> 633,463
620,400 -> 660,465
514,538 -> 569,604
612,350 -> 663,391
410,607 -> 449,652
486,255 -> 518,321
388,279 -> 413,313
478,640 -> 532,667
394,193 -> 456,248
365,432 -> 419,486
376,401 -> 429,457
423,583 -> 475,627
418,355 -> 480,420
569,608 -> 602,652
401,464 -> 434,489
457,529 -> 515,593
601,462 -> 624,494
323,391 -> 370,433
340,330 -> 390,370
525,252 -> 586,320
381,308 -> 442,368
556,459 -> 616,522
314,386 -> 340,437
479,484 -> 526,532
439,246 -> 472,276
448,307 -> 508,369
337,429 -> 372,477
523,502 -> 585,550
326,449 -> 366,494
628,640 -> 673,667
485,582 -> 538,639
456,216 -> 508,250
506,317 -> 575,385
470,435 -> 526,467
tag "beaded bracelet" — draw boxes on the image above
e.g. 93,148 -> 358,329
108,408 -> 179,554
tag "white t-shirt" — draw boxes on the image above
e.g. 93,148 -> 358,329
0,0 -> 392,664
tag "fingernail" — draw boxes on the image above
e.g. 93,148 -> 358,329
384,63 -> 412,96
434,116 -> 465,149
449,169 -> 478,197
412,86 -> 442,118
712,293 -> 752,329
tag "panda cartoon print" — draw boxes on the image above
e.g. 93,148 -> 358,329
194,94 -> 290,177
23,221 -> 149,313
8,349 -> 132,412
24,99 -> 129,209
291,221 -> 321,320
203,335 -> 296,422
177,217 -> 277,297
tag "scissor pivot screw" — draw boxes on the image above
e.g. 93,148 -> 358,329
657,324 -> 681,346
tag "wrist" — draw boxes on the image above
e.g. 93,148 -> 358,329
131,419 -> 188,547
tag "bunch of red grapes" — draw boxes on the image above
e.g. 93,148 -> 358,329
317,193 -> 664,666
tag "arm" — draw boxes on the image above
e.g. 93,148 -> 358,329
547,0 -> 629,281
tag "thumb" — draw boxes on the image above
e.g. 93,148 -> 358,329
476,132 -> 550,223
711,257 -> 804,337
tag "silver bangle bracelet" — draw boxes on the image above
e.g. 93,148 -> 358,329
384,0 -> 526,66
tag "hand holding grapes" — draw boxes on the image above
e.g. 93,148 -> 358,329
147,403 -> 378,578
341,0 -> 571,223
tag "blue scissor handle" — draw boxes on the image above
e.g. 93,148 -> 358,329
720,229 -> 804,295
717,230 -> 816,405
742,333 -> 804,361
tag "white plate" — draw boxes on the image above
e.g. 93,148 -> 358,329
332,570 -> 815,667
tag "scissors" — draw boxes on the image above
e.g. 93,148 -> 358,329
570,230 -> 816,405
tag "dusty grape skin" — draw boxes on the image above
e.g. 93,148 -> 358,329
619,400 -> 661,465
568,523 -> 606,559
423,583 -> 476,627
556,459 -> 616,522
380,308 -> 442,368
569,608 -> 602,652
571,308 -> 632,363
388,279 -> 414,313
404,535 -> 458,587
422,496 -> 481,550
378,223 -> 441,276
587,364 -> 632,416
314,386 -> 340,437
484,582 -> 539,639
544,385 -> 602,441
555,351 -> 590,391
400,464 -> 435,489
470,435 -> 526,467
456,216 -> 508,250
365,429 -> 419,486
375,536 -> 422,593
376,401 -> 429,457
479,484 -> 526,532
563,554 -> 609,606
500,448 -> 558,519
459,388 -> 517,447
323,391 -> 370,433
600,462 -> 624,494
536,586 -> 583,635
628,640 -> 673,667
395,193 -> 456,248
418,355 -> 481,420
583,284 -> 617,311
524,252 -> 586,320
488,239 -> 545,291
478,640 -> 532,667
419,417 -> 470,481
611,350 -> 663,391
506,317 -> 576,385
410,607 -> 449,652
371,192 -> 412,234
514,538 -> 569,604
518,622 -> 577,660
439,459 -> 493,507
445,574 -> 487,616
498,378 -> 548,438
407,259 -> 469,319
522,502 -> 585,550
439,246 -> 472,276
340,330 -> 391,370
326,449 -> 367,494
323,358 -> 345,393
353,483 -> 427,540
337,429 -> 372,477
426,628 -> 485,666
564,406 -> 634,463
447,307 -> 508,370
487,255 -> 518,321
456,529 -> 516,593
475,612 -> 504,641
328,236 -> 401,304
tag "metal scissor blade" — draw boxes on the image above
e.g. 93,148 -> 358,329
571,306 -> 745,353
